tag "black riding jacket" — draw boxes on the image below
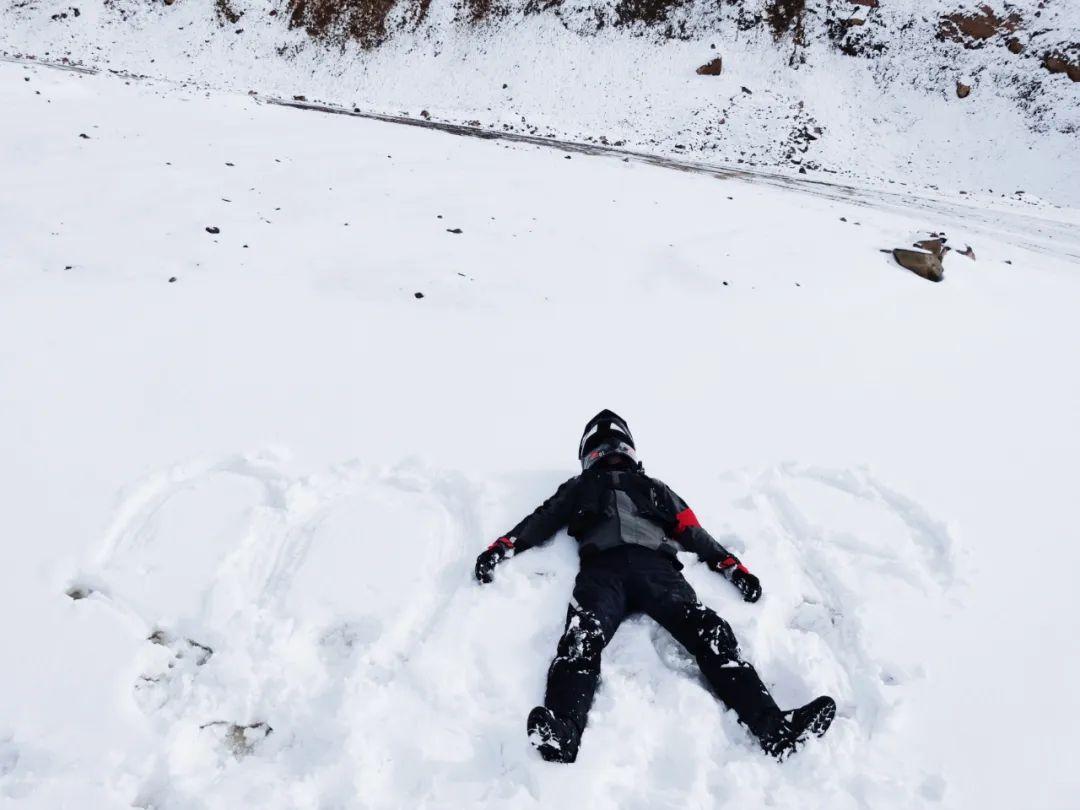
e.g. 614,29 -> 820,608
500,467 -> 740,569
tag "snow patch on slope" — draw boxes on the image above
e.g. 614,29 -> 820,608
2,0 -> 1078,204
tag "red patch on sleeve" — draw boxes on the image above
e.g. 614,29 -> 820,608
674,508 -> 700,535
488,537 -> 514,551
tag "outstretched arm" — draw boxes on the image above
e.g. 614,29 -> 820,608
663,484 -> 762,603
475,476 -> 580,584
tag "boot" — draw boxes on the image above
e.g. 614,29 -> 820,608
759,696 -> 836,760
702,661 -> 784,738
702,659 -> 834,759
527,706 -> 582,763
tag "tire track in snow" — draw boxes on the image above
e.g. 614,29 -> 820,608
5,53 -> 1078,263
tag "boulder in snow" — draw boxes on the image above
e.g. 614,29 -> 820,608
913,236 -> 949,259
938,6 -> 1022,48
893,248 -> 944,282
696,57 -> 723,76
1042,52 -> 1080,82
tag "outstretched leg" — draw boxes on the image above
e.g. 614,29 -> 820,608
648,592 -> 784,738
530,560 -> 628,762
636,562 -> 834,757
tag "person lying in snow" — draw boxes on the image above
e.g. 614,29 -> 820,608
474,410 -> 835,763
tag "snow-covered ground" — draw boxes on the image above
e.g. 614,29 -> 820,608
2,60 -> 1079,808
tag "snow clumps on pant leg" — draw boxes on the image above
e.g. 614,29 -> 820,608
544,604 -> 607,735
690,603 -> 741,665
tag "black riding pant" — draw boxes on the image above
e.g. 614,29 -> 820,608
545,545 -> 780,738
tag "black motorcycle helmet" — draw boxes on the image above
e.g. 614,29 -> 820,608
578,410 -> 639,471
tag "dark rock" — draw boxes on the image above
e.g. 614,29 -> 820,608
148,629 -> 169,645
199,721 -> 272,758
66,585 -> 92,600
956,81 -> 971,98
206,226 -> 220,234
187,639 -> 214,663
168,276 -> 177,282
215,0 -> 243,24
446,228 -> 463,234
741,86 -> 753,94
414,292 -> 424,299
293,94 -> 307,102
765,0 -> 808,42
78,133 -> 89,139
957,245 -> 976,260
696,57 -> 723,76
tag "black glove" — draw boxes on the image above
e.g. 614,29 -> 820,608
730,569 -> 762,603
474,537 -> 514,584
712,556 -> 762,603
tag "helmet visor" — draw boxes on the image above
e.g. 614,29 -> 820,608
581,439 -> 638,470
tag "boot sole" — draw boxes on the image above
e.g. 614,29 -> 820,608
805,697 -> 836,739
